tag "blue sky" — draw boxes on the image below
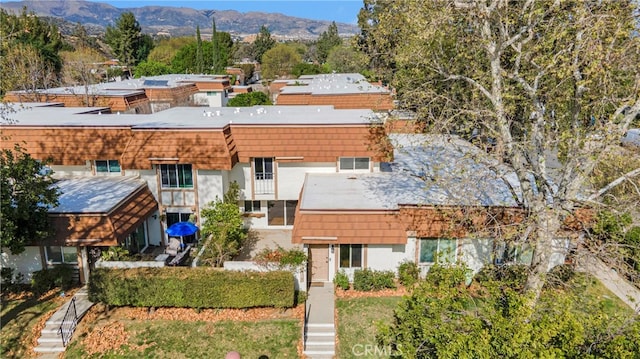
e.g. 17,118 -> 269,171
94,0 -> 364,24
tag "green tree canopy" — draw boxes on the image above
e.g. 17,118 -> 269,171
325,45 -> 368,74
261,44 -> 302,80
252,25 -> 276,63
1,145 -> 60,255
105,11 -> 146,69
0,8 -> 65,94
227,91 -> 272,107
134,60 -> 172,77
316,21 -> 343,64
148,37 -> 193,66
199,182 -> 247,267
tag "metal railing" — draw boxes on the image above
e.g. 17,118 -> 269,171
254,173 -> 275,194
58,297 -> 78,347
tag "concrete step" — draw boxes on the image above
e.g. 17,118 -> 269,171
306,332 -> 335,341
305,323 -> 335,332
37,335 -> 62,345
303,348 -> 335,357
33,342 -> 65,353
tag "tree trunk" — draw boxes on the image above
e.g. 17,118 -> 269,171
524,203 -> 562,304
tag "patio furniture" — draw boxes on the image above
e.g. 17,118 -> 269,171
165,238 -> 181,256
168,245 -> 191,266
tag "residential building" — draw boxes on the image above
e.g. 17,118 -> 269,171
271,73 -> 395,110
0,104 -> 385,283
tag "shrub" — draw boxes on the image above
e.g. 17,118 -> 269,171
254,245 -> 307,271
544,264 -> 577,289
474,264 -> 528,289
31,265 -> 76,295
89,267 -> 295,308
353,269 -> 396,291
333,270 -> 350,290
295,290 -> 308,305
398,261 -> 420,287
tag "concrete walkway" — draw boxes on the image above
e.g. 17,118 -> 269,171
576,254 -> 640,313
303,282 -> 335,359
35,286 -> 94,358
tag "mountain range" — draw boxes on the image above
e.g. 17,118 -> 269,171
0,0 -> 361,40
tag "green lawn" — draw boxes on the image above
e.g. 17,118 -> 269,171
64,319 -> 301,358
1,291 -> 63,359
336,296 -> 403,359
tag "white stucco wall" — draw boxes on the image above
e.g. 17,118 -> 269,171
139,170 -> 159,201
367,241 -> 416,273
192,91 -> 226,107
548,237 -> 569,270
51,164 -> 92,176
1,246 -> 43,283
460,238 -> 494,274
276,162 -> 337,199
197,170 -> 226,207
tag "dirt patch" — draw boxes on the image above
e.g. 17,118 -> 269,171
85,302 -> 305,323
335,286 -> 409,299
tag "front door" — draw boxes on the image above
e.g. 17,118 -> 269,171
309,244 -> 329,283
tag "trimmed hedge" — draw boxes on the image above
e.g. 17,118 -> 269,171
31,265 -> 76,295
88,267 -> 295,308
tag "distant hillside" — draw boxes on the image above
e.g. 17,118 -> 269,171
0,0 -> 361,40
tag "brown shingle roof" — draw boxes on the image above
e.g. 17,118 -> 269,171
121,130 -> 233,170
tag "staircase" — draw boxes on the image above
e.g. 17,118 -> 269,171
304,323 -> 335,358
34,287 -> 94,357
303,283 -> 335,359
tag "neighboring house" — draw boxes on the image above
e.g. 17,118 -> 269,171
292,134 -> 572,283
0,104 -> 386,283
3,74 -> 234,114
272,73 -> 395,110
0,176 -> 158,284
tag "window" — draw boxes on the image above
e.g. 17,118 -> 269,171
244,200 -> 261,212
419,238 -> 457,264
254,158 -> 274,180
95,160 -> 121,173
254,158 -> 274,194
160,164 -> 193,188
497,243 -> 533,265
340,244 -> 362,268
267,200 -> 296,226
339,157 -> 370,171
45,246 -> 77,264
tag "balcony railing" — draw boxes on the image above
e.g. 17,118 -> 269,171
254,173 -> 275,194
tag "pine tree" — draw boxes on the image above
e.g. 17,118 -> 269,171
195,25 -> 204,73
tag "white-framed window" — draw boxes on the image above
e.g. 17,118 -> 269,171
267,200 -> 296,226
340,244 -> 363,268
95,160 -> 121,173
244,200 -> 261,212
496,242 -> 533,265
45,246 -> 78,264
160,164 -> 193,188
419,238 -> 457,264
339,157 -> 370,171
254,158 -> 275,194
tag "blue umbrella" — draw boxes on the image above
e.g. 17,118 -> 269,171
165,221 -> 199,237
